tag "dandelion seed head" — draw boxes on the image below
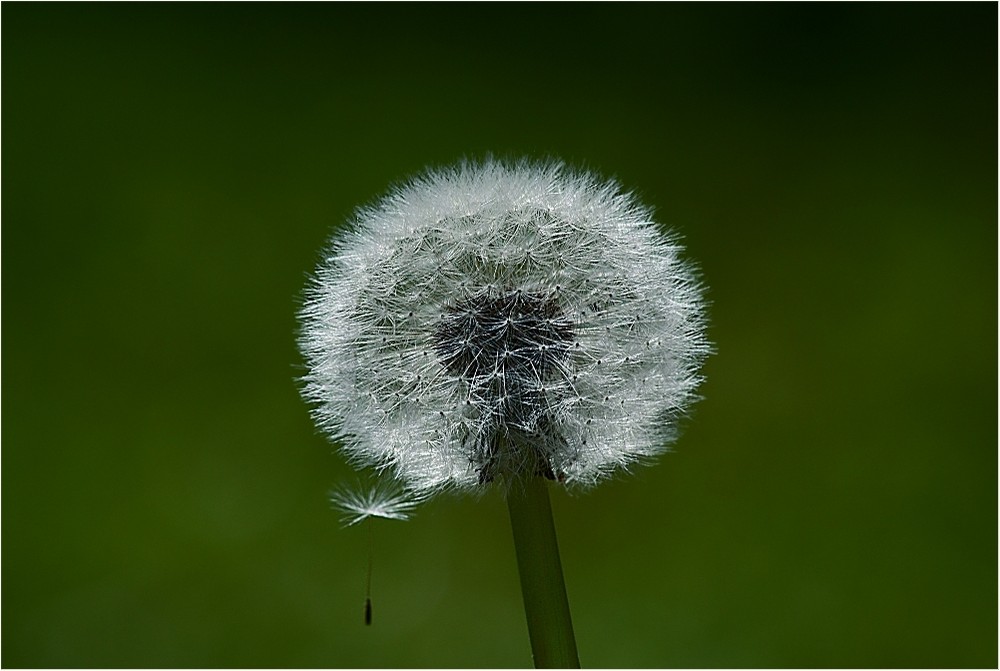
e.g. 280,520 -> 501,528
300,159 -> 710,495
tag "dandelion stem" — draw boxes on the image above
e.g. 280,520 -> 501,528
507,476 -> 580,668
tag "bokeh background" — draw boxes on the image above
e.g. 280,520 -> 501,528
3,4 -> 996,668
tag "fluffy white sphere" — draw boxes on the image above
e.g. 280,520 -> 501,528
299,160 -> 709,494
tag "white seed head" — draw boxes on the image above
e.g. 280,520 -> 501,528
299,159 -> 710,495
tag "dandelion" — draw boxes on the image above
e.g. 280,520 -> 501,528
298,159 -> 709,666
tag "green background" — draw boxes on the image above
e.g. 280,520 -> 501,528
3,4 -> 996,668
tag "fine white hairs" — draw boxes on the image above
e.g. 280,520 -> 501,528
300,159 -> 709,497
330,482 -> 426,527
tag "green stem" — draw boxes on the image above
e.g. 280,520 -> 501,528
506,477 -> 581,668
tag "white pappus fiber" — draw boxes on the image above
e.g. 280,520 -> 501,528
299,159 -> 710,496
330,482 -> 426,526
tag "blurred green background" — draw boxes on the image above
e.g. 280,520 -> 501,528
3,4 -> 996,668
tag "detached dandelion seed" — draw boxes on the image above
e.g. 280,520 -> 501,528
299,159 -> 710,666
330,483 -> 422,627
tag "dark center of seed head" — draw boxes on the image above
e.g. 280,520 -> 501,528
436,287 -> 573,427
433,288 -> 575,484
434,288 -> 574,388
